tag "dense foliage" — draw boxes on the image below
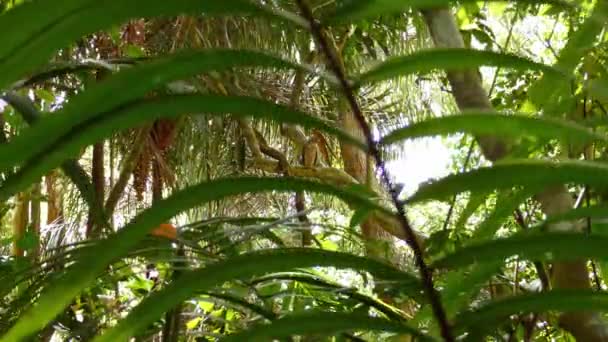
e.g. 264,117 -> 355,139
1,0 -> 608,341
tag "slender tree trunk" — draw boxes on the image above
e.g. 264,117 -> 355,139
295,191 -> 312,246
87,142 -> 105,238
152,161 -> 163,203
288,55 -> 314,247
45,170 -> 64,225
87,70 -> 108,238
30,181 -> 41,259
12,192 -> 29,257
421,8 -> 608,340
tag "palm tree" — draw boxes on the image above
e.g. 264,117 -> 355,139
0,0 -> 607,341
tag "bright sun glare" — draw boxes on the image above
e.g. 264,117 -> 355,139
386,137 -> 452,197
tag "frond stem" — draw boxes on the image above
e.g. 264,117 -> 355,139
294,1 -> 453,340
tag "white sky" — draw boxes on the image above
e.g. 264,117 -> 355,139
386,137 -> 453,197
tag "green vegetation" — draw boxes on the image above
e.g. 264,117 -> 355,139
0,0 -> 607,340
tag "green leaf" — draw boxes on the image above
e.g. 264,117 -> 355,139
471,190 -> 531,242
0,237 -> 12,247
122,44 -> 146,58
543,204 -> 608,226
408,159 -> 608,203
412,262 -> 501,327
589,78 -> 608,103
34,88 -> 55,104
528,1 -> 608,114
223,312 -> 431,342
203,290 -> 277,320
379,112 -> 606,146
4,177 -> 388,342
251,272 -> 413,322
453,290 -> 608,334
0,0 -> 306,90
355,49 -> 563,87
0,94 -> 364,199
350,207 -> 372,228
453,192 -> 490,232
0,49 -> 335,172
2,92 -> 110,232
442,263 -> 502,317
185,317 -> 202,330
16,229 -> 39,251
325,0 -> 571,24
432,232 -> 608,270
104,305 -> 429,342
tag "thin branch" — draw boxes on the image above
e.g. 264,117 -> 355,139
238,117 -> 264,160
285,48 -> 315,245
11,58 -> 146,89
254,128 -> 289,173
294,1 -> 453,340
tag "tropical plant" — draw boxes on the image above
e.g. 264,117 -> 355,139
1,0 -> 608,341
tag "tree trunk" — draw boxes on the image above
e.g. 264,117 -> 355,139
45,170 -> 64,225
295,191 -> 312,246
421,8 -> 608,340
12,192 -> 29,257
30,181 -> 41,259
87,142 -> 105,238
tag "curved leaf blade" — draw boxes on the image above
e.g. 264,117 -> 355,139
408,160 -> 608,203
544,204 -> 608,226
0,49 -> 332,172
355,49 -> 563,87
222,311 -> 431,342
201,291 -> 278,320
96,251 -> 423,341
0,94 -> 365,200
325,0 -> 571,24
4,177 -> 387,341
0,0 -> 91,62
411,262 -> 501,329
380,112 -> 606,146
453,290 -> 608,334
251,272 -> 413,322
432,232 -> 608,270
470,190 -> 532,243
0,0 -> 305,90
1,92 -> 110,229
528,1 -> 608,113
